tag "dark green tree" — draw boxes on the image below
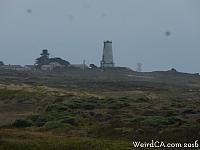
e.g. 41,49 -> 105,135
35,49 -> 50,68
0,61 -> 4,66
49,57 -> 70,67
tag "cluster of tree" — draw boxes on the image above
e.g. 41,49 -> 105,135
35,49 -> 70,68
0,61 -> 4,66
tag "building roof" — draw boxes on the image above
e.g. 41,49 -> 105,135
25,65 -> 35,67
2,65 -> 23,68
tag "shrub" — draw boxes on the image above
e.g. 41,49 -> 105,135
137,97 -> 150,102
182,109 -> 196,114
44,121 -> 71,129
35,117 -> 47,127
28,115 -> 40,122
12,119 -> 32,128
142,116 -> 170,127
168,116 -> 183,125
60,116 -> 78,126
83,103 -> 95,110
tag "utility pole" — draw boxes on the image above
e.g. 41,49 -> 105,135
83,59 -> 86,72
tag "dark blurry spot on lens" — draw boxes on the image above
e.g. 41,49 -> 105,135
165,31 -> 171,36
68,14 -> 74,21
27,9 -> 32,14
101,12 -> 107,18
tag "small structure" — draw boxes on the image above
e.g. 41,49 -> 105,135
0,65 -> 25,71
24,65 -> 36,71
70,64 -> 88,70
41,49 -> 49,57
41,62 -> 65,71
89,64 -> 98,69
35,49 -> 50,68
41,65 -> 52,71
49,62 -> 65,69
100,40 -> 115,68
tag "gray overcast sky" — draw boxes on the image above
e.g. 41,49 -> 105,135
0,0 -> 200,72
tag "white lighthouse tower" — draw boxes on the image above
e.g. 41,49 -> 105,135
100,40 -> 115,68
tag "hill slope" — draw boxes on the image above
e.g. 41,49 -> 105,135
0,70 -> 200,150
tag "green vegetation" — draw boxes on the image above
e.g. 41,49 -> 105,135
0,129 -> 131,150
0,70 -> 200,149
12,119 -> 33,128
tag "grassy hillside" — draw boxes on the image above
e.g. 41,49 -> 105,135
0,70 -> 200,149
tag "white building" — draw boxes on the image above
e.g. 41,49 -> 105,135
100,40 -> 115,68
70,64 -> 88,70
41,62 -> 65,71
0,65 -> 25,71
24,65 -> 36,71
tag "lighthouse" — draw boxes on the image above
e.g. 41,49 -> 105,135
100,40 -> 115,68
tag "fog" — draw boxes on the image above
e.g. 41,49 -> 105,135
0,0 -> 199,72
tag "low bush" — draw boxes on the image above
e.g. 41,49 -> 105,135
12,119 -> 32,128
60,116 -> 79,126
141,116 -> 170,127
